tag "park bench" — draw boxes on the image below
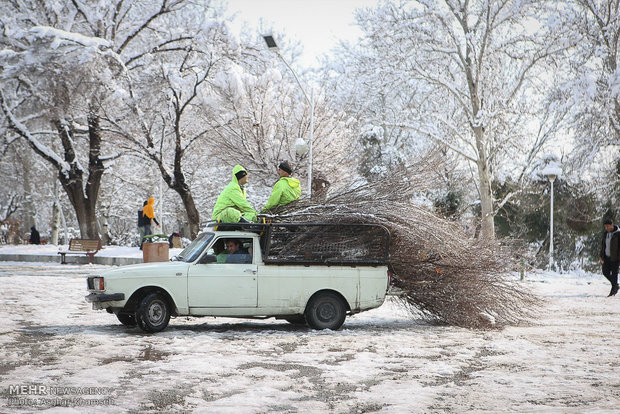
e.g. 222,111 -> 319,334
58,239 -> 102,264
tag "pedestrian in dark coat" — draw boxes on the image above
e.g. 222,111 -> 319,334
138,200 -> 148,249
599,219 -> 620,297
30,226 -> 41,245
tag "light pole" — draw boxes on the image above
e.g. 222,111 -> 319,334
548,173 -> 556,269
262,34 -> 314,198
542,163 -> 561,269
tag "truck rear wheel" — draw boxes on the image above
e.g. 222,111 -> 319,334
135,292 -> 170,333
305,292 -> 346,330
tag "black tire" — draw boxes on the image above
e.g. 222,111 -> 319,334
135,292 -> 171,333
304,292 -> 347,330
284,315 -> 307,325
116,312 -> 137,327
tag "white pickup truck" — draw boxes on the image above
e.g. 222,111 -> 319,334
85,222 -> 391,333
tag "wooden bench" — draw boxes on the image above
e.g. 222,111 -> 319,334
58,239 -> 102,264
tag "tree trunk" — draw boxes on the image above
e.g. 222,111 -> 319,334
146,158 -> 201,239
474,127 -> 495,240
170,161 -> 200,238
477,160 -> 495,240
50,181 -> 60,245
100,215 -> 112,245
53,115 -> 104,240
177,189 -> 200,239
1,91 -> 106,241
464,38 -> 495,240
19,154 -> 36,231
157,139 -> 201,239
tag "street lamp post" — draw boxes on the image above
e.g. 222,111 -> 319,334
263,34 -> 314,198
541,162 -> 561,269
548,173 -> 556,269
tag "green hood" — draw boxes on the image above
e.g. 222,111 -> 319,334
262,176 -> 302,212
232,164 -> 246,182
211,164 -> 257,223
282,176 -> 300,189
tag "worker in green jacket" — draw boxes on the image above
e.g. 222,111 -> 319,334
212,165 -> 257,223
262,161 -> 301,213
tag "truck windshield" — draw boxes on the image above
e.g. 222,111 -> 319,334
175,232 -> 214,262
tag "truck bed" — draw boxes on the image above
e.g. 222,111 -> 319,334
264,223 -> 390,266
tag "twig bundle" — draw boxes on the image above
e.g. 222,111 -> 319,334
270,155 -> 539,328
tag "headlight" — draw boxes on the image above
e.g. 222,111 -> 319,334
88,277 -> 105,291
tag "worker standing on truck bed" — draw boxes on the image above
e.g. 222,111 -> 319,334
262,161 -> 301,213
212,164 -> 257,223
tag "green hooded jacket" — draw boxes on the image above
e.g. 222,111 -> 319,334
212,165 -> 257,223
262,176 -> 302,212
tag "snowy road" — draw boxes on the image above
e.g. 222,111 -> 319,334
0,262 -> 619,413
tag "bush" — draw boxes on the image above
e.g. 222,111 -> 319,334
494,178 -> 603,270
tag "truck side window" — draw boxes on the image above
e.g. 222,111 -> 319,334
207,239 -> 227,263
206,238 -> 252,264
224,239 -> 252,264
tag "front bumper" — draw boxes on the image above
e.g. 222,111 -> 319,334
85,293 -> 125,303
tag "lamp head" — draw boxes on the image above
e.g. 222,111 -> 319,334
262,35 -> 278,50
540,163 -> 561,183
295,137 -> 309,156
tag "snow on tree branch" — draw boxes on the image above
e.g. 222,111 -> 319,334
29,26 -> 111,49
0,89 -> 71,176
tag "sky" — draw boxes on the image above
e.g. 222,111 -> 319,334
225,0 -> 380,68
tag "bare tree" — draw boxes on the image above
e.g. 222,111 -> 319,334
107,46 -> 229,238
328,0 -> 571,238
205,50 -> 357,194
0,0 -> 194,239
0,38 -> 115,238
99,7 -> 237,239
0,193 -> 21,225
551,0 -> 620,193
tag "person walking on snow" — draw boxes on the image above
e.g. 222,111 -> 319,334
142,197 -> 160,245
599,218 -> 620,297
29,226 -> 41,245
212,165 -> 257,223
262,161 -> 301,213
137,200 -> 148,248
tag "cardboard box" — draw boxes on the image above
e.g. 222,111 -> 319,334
143,242 -> 169,262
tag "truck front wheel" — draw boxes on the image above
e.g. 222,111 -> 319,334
305,293 -> 346,330
135,292 -> 170,333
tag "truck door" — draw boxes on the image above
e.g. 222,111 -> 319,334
187,237 -> 258,308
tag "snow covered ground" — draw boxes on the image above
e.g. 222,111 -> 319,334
0,260 -> 619,413
0,244 -> 183,258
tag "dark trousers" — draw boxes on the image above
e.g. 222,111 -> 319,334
140,224 -> 152,249
602,257 -> 619,287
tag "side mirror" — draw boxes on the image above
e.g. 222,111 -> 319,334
200,254 -> 218,264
